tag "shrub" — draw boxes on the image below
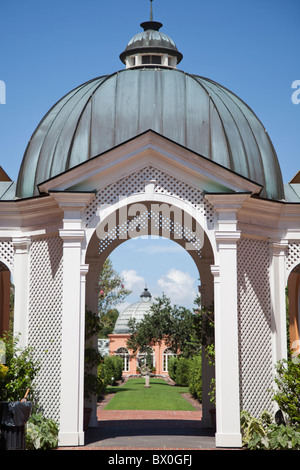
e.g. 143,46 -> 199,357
241,409 -> 300,450
174,357 -> 191,386
0,332 -> 39,402
188,354 -> 202,401
97,362 -> 107,397
103,355 -> 123,385
240,409 -> 272,449
168,356 -> 177,382
272,354 -> 300,427
26,412 -> 59,450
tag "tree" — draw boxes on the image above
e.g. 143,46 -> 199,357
126,294 -> 203,359
98,258 -> 131,317
98,308 -> 119,338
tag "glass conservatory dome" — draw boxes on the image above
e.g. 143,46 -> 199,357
113,288 -> 153,334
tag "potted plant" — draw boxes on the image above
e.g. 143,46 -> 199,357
0,332 -> 39,449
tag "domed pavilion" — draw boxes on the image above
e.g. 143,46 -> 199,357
0,7 -> 299,449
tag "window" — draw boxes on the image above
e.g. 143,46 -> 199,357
142,55 -> 162,65
116,347 -> 129,372
163,348 -> 176,372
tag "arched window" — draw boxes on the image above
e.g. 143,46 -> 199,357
115,347 -> 129,372
163,348 -> 176,372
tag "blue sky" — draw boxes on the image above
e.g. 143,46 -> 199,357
1,0 -> 299,309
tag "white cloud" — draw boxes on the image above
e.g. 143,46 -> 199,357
157,268 -> 197,307
120,269 -> 145,292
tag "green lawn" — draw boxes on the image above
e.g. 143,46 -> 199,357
104,378 -> 196,411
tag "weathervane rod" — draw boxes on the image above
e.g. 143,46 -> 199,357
150,0 -> 153,21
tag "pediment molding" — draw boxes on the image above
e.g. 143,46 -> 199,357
38,131 -> 262,198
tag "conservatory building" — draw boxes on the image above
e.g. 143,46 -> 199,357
0,15 -> 299,448
108,287 -> 174,376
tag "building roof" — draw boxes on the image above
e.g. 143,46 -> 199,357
15,20 -> 284,201
112,288 -> 153,334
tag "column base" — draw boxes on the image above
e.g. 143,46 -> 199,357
58,431 -> 85,447
215,432 -> 242,448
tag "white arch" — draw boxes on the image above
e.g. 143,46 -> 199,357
84,191 -> 217,263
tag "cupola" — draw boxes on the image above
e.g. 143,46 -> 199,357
119,20 -> 183,69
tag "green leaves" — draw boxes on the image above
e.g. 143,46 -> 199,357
126,294 -> 207,359
98,258 -> 131,316
0,331 -> 39,402
272,354 -> 300,427
26,412 -> 59,450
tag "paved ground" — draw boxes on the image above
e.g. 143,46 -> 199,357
58,389 -> 217,450
83,409 -> 216,450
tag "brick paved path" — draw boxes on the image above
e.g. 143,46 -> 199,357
58,381 -> 216,450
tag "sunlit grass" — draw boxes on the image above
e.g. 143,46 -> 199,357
104,378 -> 196,411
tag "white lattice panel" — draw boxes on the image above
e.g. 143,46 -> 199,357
28,236 -> 63,421
0,240 -> 14,272
286,243 -> 300,275
84,165 -> 214,227
237,237 -> 274,416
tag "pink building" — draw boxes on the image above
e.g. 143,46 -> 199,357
108,288 -> 175,376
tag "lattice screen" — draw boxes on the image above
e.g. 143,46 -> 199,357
28,236 -> 63,421
84,165 -> 215,227
0,240 -> 14,273
237,237 -> 274,416
286,243 -> 300,275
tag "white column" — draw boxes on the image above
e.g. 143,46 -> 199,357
59,227 -> 85,446
12,237 -> 31,348
214,231 -> 242,448
269,240 -> 288,364
51,192 -> 94,447
205,194 -> 250,448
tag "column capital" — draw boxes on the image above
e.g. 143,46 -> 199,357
59,229 -> 85,242
204,193 -> 251,211
50,191 -> 95,212
215,230 -> 241,246
210,264 -> 220,278
269,239 -> 288,257
80,264 -> 89,276
12,236 -> 31,254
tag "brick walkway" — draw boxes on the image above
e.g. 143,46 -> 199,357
58,392 -> 216,450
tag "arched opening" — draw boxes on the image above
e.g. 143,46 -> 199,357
0,261 -> 14,336
84,197 -> 216,433
115,347 -> 130,372
287,263 -> 300,353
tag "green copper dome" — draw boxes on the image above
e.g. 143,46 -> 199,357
16,22 -> 284,201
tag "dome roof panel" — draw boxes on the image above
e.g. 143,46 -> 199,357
16,68 -> 284,200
